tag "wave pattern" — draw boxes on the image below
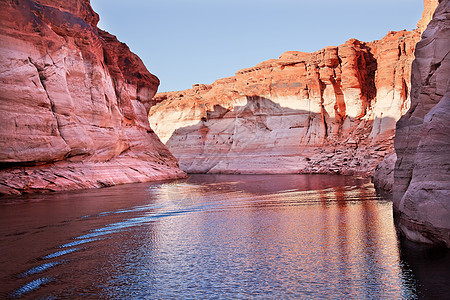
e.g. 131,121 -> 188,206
2,175 -> 424,299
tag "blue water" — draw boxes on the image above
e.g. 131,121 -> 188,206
0,174 -> 449,299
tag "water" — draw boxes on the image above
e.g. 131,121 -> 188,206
0,174 -> 449,299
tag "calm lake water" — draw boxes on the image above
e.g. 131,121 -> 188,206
0,175 -> 449,299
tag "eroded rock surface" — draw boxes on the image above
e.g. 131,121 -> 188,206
393,0 -> 450,247
373,153 -> 397,194
0,0 -> 185,195
418,0 -> 440,33
150,30 -> 420,176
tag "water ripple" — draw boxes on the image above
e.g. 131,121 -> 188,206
42,248 -> 79,260
19,262 -> 61,278
4,175 -> 416,299
59,238 -> 99,248
10,277 -> 54,298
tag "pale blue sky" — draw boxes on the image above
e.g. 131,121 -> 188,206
91,0 -> 423,93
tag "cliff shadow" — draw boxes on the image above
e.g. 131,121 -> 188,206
158,96 -> 397,174
398,236 -> 450,298
164,95 -> 326,147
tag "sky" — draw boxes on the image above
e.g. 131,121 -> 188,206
91,0 -> 423,93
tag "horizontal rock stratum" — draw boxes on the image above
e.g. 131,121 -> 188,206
393,0 -> 450,247
0,0 -> 186,195
150,29 -> 421,176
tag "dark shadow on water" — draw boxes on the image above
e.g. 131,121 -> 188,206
377,193 -> 450,300
399,237 -> 450,300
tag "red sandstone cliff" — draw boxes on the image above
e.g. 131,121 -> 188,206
393,0 -> 450,247
149,29 -> 420,175
0,0 -> 185,195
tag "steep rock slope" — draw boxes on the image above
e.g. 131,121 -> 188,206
150,30 -> 420,175
393,0 -> 450,247
418,0 -> 440,32
0,0 -> 185,195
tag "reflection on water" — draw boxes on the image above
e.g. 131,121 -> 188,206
0,175 -> 448,299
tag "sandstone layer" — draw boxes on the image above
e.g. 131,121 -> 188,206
393,0 -> 450,247
0,0 -> 185,195
150,30 -> 420,175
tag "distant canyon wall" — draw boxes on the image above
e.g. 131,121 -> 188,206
150,29 -> 421,175
393,0 -> 450,247
0,0 -> 185,195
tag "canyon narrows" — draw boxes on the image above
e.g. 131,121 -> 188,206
0,1 -> 449,298
0,0 -> 447,250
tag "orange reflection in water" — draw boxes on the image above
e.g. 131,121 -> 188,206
144,176 -> 413,298
0,175 -> 419,299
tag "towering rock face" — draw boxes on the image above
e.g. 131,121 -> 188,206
417,0 -> 440,33
0,0 -> 185,195
150,29 -> 419,175
393,0 -> 450,247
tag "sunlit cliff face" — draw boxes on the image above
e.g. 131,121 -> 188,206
417,0 -> 440,32
0,0 -> 185,195
149,30 -> 419,176
149,0 -> 443,178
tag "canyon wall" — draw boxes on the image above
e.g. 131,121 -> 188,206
393,0 -> 450,247
150,30 -> 420,175
0,0 -> 185,195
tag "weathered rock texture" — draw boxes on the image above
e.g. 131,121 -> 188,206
393,0 -> 450,247
418,0 -> 440,33
373,153 -> 397,194
0,0 -> 185,195
150,30 -> 420,175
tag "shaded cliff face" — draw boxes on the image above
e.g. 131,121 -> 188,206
0,0 -> 185,195
149,29 -> 419,175
393,0 -> 450,247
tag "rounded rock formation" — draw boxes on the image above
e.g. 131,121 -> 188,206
393,0 -> 450,247
0,0 -> 186,195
